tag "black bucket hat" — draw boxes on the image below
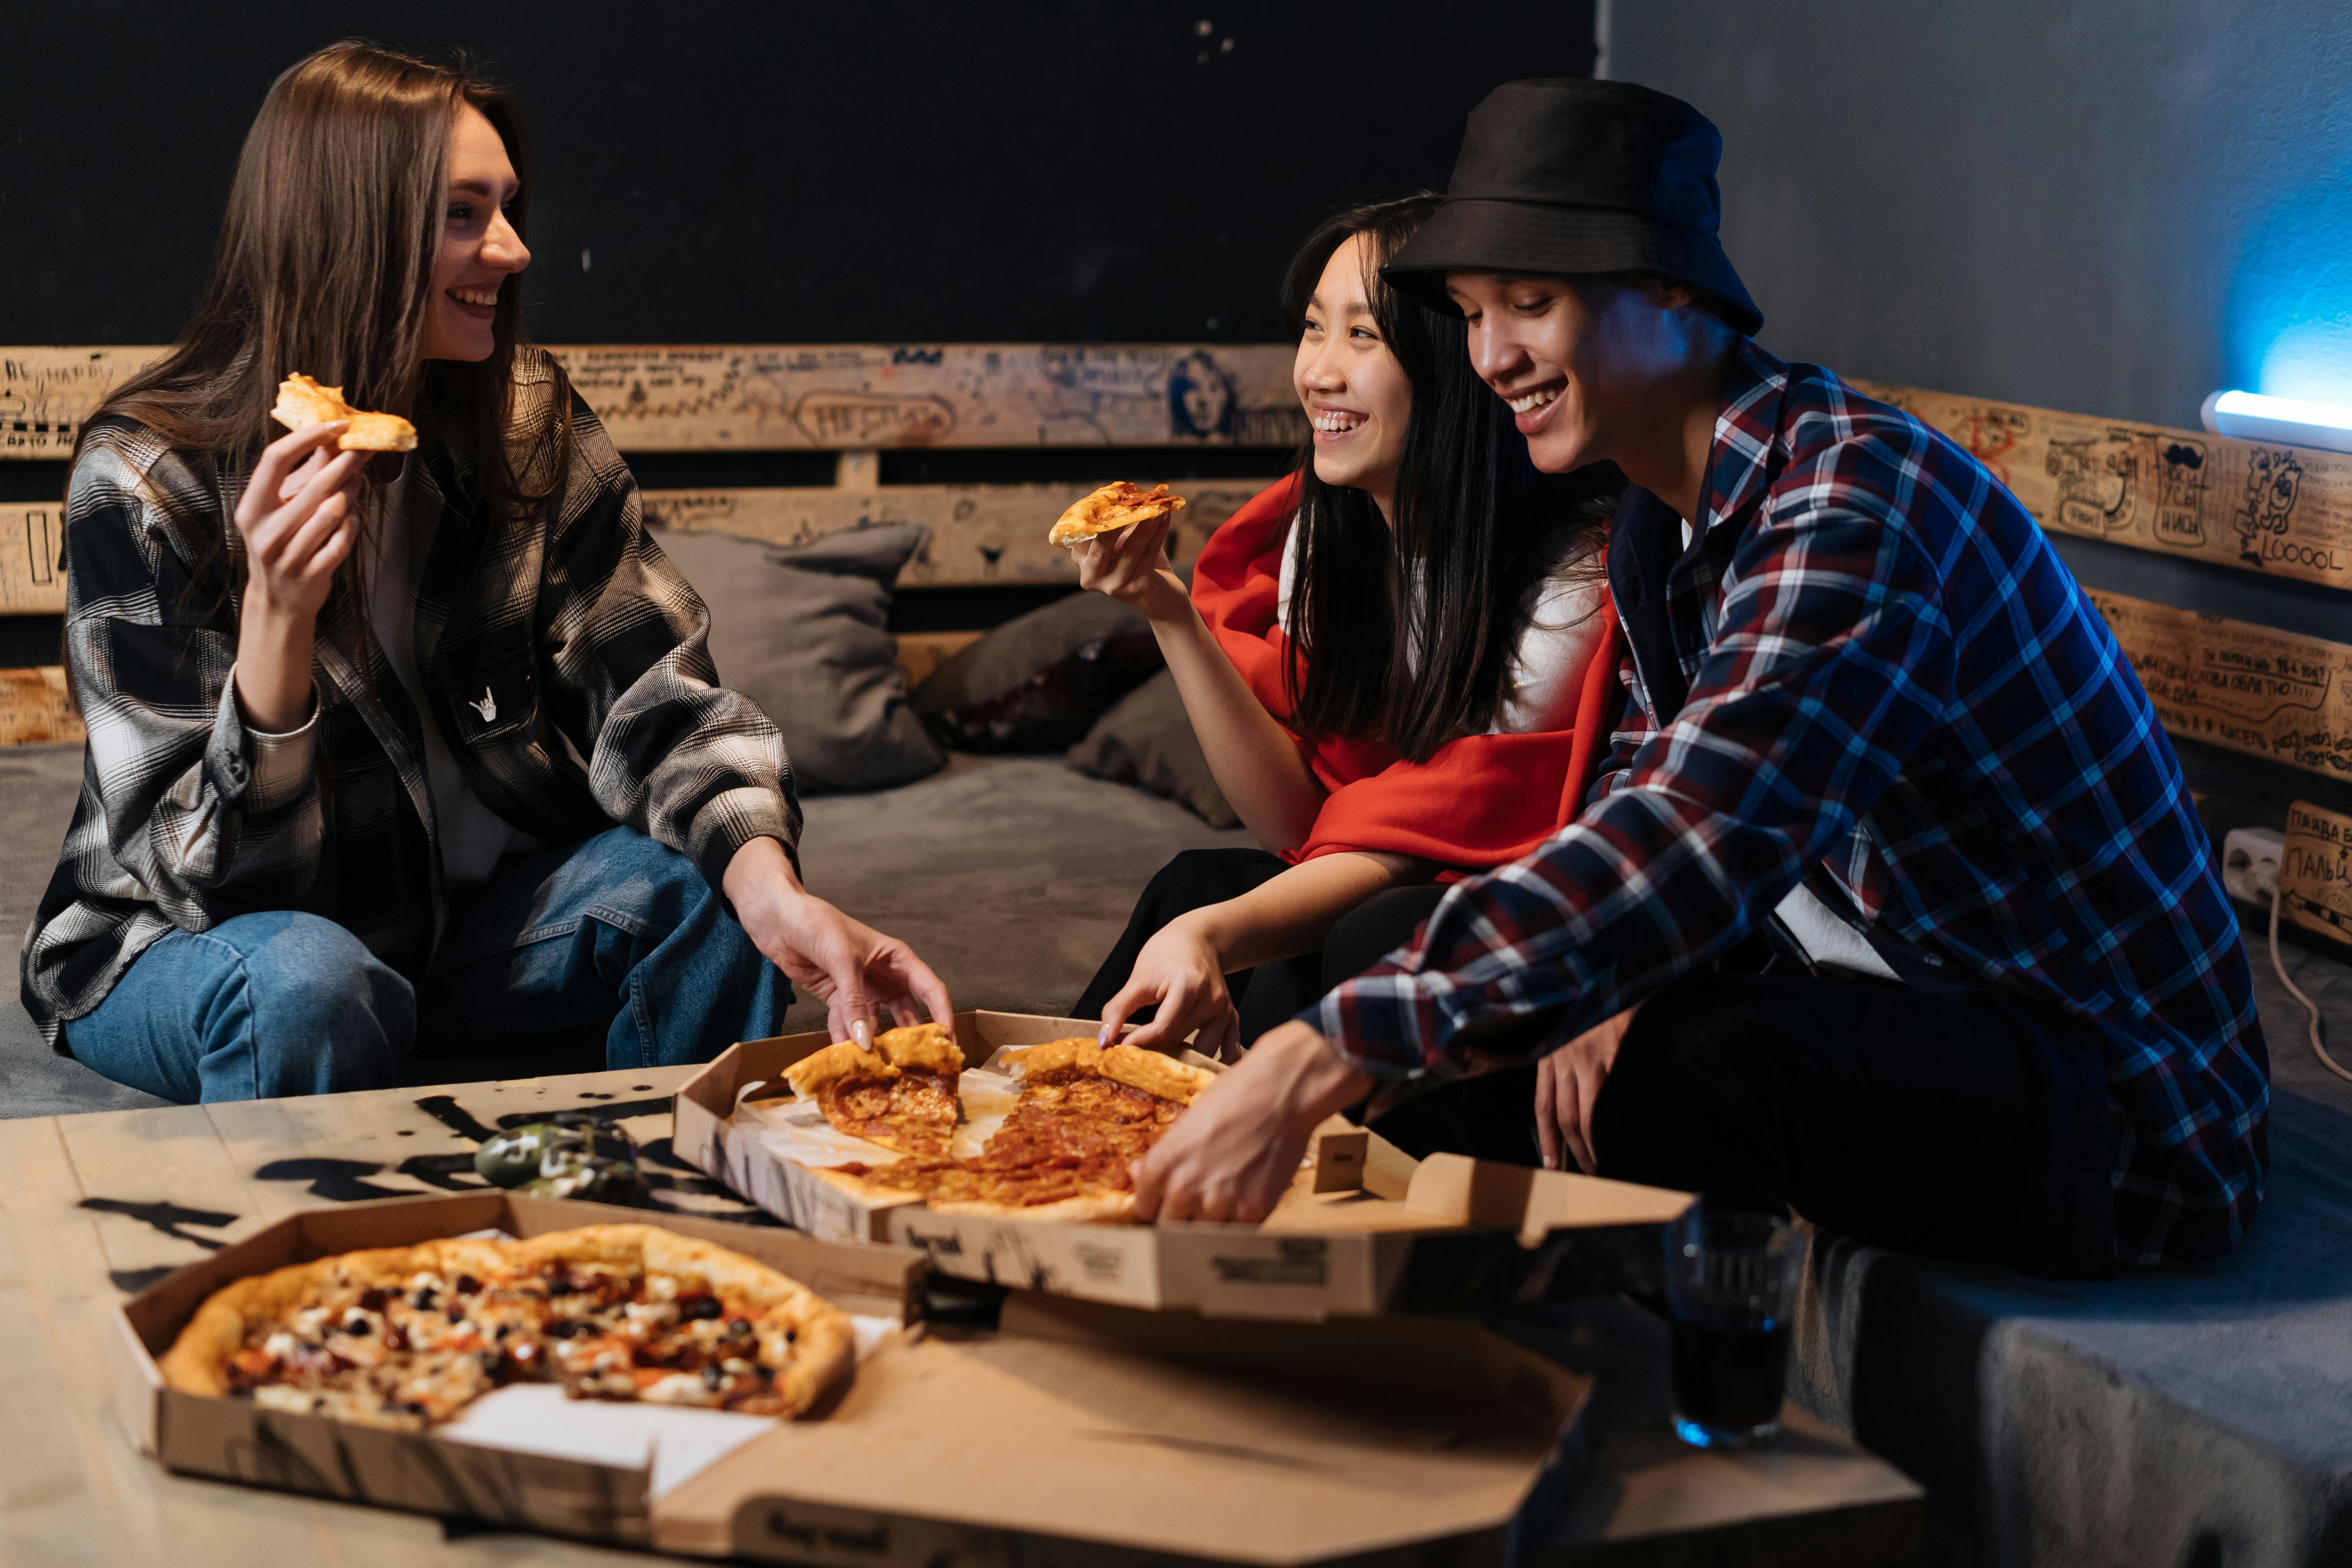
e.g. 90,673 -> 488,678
1384,79 -> 1762,336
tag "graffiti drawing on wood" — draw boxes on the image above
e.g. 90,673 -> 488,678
1860,381 -> 2352,592
2089,589 -> 2352,781
0,666 -> 82,746
1,505 -> 67,612
2281,800 -> 2352,948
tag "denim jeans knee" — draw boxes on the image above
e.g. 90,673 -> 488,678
66,911 -> 415,1103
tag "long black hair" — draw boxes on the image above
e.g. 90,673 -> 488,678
1281,197 -> 1616,763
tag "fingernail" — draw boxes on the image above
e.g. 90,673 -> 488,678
852,1020 -> 872,1050
1098,1025 -> 1114,1045
1541,1154 -> 1556,1171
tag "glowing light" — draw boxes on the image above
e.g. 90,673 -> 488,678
2200,390 -> 2352,455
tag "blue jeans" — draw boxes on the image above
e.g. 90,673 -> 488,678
65,827 -> 785,1102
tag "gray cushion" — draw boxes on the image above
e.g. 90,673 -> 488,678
652,524 -> 945,794
1065,669 -> 1239,828
911,591 -> 1163,752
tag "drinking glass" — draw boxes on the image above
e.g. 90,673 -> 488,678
1661,1206 -> 1804,1448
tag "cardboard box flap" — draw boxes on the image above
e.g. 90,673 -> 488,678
1405,1152 -> 1693,1240
657,1296 -> 1590,1567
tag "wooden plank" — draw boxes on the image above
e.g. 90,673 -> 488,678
554,343 -> 1305,451
1,502 -> 66,612
0,347 -> 169,459
0,343 -> 1307,457
897,631 -> 984,688
642,476 -> 1273,587
0,665 -> 81,746
2280,800 -> 2352,948
1858,379 -> 2352,594
2088,588 -> 2352,783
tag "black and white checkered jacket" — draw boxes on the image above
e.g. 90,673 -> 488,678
19,347 -> 799,1048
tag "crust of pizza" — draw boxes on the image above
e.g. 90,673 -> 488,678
158,1225 -> 853,1420
783,1024 -> 965,1099
270,373 -> 418,452
872,1022 -> 962,1078
807,1162 -> 931,1207
1047,481 -> 1186,547
784,1041 -> 895,1099
1014,1037 -> 1215,1105
1099,1044 -> 1216,1105
158,1242 -> 444,1397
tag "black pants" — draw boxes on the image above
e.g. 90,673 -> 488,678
1590,970 -> 2117,1279
1073,849 -> 1545,1164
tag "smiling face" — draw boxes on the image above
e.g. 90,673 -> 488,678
421,102 -> 530,363
1446,271 -> 1699,474
1293,233 -> 1414,516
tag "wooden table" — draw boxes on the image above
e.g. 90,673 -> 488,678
0,1067 -> 1924,1566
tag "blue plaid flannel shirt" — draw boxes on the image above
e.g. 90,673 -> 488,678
1316,342 -> 2268,1267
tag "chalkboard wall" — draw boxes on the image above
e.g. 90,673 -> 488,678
2,1 -> 1593,347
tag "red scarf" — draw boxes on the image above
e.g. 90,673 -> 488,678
1190,477 -> 1623,869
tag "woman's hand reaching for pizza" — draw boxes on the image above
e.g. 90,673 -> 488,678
230,420 -> 371,733
1095,913 -> 1242,1061
1130,1021 -> 1373,1223
1535,1002 -> 1641,1173
1073,511 -> 1189,624
723,837 -> 954,1045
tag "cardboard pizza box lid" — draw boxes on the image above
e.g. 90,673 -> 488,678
653,1291 -> 1594,1565
674,1012 -> 1692,1319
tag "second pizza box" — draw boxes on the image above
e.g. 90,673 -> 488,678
114,1191 -> 1594,1565
674,1010 -> 1692,1319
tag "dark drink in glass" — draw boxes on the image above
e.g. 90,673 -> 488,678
1661,1206 -> 1803,1447
1669,1316 -> 1792,1436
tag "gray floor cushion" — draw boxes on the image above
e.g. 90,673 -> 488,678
1794,954 -> 2352,1568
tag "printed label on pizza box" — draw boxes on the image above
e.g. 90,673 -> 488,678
675,1012 -> 1694,1318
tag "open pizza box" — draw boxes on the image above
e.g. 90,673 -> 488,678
674,1010 -> 1693,1319
111,1190 -> 1595,1563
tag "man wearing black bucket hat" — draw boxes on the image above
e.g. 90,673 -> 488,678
1132,80 -> 2268,1277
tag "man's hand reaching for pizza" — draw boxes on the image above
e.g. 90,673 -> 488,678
724,837 -> 953,1045
1130,1021 -> 1372,1223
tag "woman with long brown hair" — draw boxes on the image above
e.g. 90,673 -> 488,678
20,41 -> 948,1102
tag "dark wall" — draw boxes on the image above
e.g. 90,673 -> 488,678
1,1 -> 1593,347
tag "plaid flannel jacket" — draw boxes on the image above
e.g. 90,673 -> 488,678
20,348 -> 798,1047
1317,342 -> 2268,1267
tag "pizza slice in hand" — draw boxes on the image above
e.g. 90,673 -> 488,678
1047,481 -> 1186,547
783,1022 -> 965,1156
271,373 -> 419,452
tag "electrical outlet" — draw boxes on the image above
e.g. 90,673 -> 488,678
2222,827 -> 2285,904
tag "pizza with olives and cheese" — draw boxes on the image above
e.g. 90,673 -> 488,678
783,1022 -> 963,1156
826,1038 -> 1217,1222
1047,481 -> 1186,547
158,1225 -> 853,1431
271,373 -> 419,452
